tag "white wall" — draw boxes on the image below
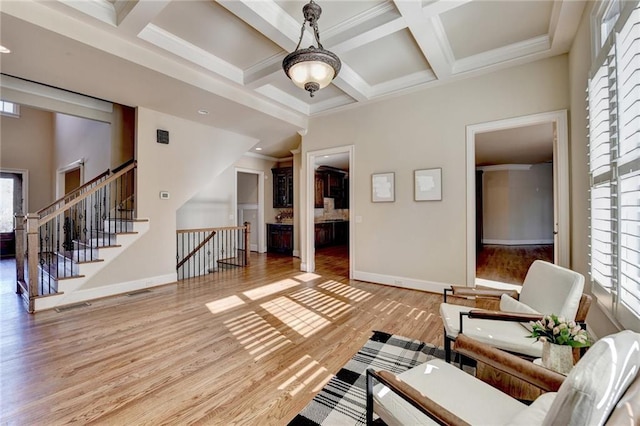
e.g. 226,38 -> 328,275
302,55 -> 570,291
79,107 -> 257,289
482,164 -> 553,244
54,112 -> 111,182
238,172 -> 258,204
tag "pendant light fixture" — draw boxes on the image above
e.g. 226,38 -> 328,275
282,0 -> 341,97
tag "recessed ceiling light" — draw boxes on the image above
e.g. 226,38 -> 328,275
255,147 -> 263,151
0,45 -> 11,54
197,109 -> 209,115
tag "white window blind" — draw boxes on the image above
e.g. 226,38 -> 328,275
589,1 -> 640,331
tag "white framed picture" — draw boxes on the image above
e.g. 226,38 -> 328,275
414,168 -> 442,201
372,172 -> 395,202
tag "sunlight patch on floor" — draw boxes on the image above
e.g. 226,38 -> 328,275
318,280 -> 372,302
261,297 -> 330,337
294,272 -> 321,282
287,288 -> 352,319
243,278 -> 300,300
224,311 -> 291,360
205,295 -> 245,314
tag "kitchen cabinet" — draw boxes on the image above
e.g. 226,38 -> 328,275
314,168 -> 348,208
314,221 -> 349,247
267,223 -> 293,255
272,167 -> 293,208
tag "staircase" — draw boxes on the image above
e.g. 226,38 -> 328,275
15,160 -> 148,312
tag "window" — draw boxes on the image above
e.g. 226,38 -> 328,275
588,1 -> 640,331
0,100 -> 20,117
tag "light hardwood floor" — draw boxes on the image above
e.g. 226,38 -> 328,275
476,244 -> 554,285
0,251 -> 449,425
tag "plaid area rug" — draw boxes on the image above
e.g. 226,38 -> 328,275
288,331 -> 454,426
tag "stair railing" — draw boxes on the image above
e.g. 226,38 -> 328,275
176,222 -> 250,280
14,160 -> 137,312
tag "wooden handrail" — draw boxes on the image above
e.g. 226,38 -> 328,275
37,168 -> 110,216
177,231 -> 216,269
39,161 -> 136,226
176,225 -> 247,234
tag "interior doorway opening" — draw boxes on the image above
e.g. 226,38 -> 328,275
235,168 -> 265,253
0,170 -> 27,259
466,110 -> 569,287
306,145 -> 354,279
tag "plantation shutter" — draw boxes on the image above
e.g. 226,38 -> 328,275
616,5 -> 640,326
588,2 -> 640,330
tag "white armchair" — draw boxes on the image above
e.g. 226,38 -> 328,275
440,260 -> 587,361
366,330 -> 640,425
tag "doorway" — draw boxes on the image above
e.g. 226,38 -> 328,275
235,168 -> 265,253
56,159 -> 84,198
0,170 -> 27,258
305,145 -> 354,278
466,110 -> 569,286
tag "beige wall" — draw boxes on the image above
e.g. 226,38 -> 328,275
482,164 -> 553,244
81,107 -> 256,289
0,106 -> 54,211
568,3 -> 620,338
303,55 -> 569,289
54,112 -> 111,184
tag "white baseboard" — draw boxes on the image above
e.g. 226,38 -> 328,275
293,249 -> 300,257
34,273 -> 177,311
353,270 -> 450,294
482,239 -> 554,245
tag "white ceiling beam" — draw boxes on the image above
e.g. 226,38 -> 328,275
57,0 -> 116,26
331,16 -> 406,55
117,0 -> 172,35
138,24 -> 244,84
421,0 -> 472,18
393,0 -> 453,80
548,0 -> 587,53
217,0 -> 313,51
331,63 -> 371,102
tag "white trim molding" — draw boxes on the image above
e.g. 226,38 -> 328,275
353,271 -> 451,294
482,239 -> 555,246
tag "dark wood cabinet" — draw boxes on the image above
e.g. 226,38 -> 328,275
267,223 -> 293,255
314,168 -> 348,208
272,167 -> 293,208
314,221 -> 349,247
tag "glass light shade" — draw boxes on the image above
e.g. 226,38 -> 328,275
288,61 -> 335,90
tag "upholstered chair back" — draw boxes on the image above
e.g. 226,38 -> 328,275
519,260 -> 585,320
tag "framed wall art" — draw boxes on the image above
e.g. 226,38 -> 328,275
414,168 -> 442,201
372,172 -> 395,202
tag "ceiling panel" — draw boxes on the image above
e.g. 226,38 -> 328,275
275,0 -> 388,30
440,1 -> 553,59
153,0 -> 284,69
340,28 -> 431,86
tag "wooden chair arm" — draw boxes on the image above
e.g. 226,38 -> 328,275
367,369 -> 470,426
454,334 -> 565,392
467,309 -> 543,323
449,286 -> 519,300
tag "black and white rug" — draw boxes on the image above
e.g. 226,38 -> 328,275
288,331 -> 455,426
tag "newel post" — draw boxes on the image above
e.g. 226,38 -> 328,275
244,221 -> 251,266
26,213 -> 40,311
14,214 -> 25,294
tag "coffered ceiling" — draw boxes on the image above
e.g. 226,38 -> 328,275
0,0 -> 585,157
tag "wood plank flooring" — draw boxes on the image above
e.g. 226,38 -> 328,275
476,244 -> 554,285
0,250 -> 449,425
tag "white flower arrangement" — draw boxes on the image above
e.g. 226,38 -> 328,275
529,314 -> 591,348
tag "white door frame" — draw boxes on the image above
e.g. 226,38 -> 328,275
305,145 -> 354,277
234,167 -> 265,253
56,158 -> 84,198
466,110 -> 569,286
